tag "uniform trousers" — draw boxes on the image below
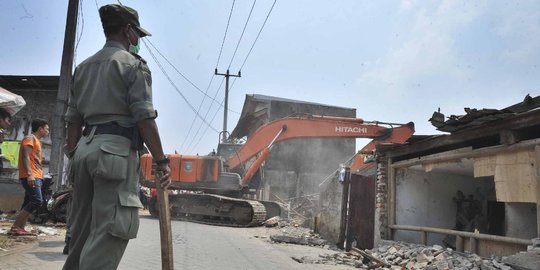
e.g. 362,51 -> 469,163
63,133 -> 142,270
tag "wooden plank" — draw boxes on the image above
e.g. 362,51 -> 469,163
494,149 -> 536,202
503,95 -> 540,113
391,138 -> 540,169
473,156 -> 496,177
387,109 -> 540,159
351,247 -> 390,268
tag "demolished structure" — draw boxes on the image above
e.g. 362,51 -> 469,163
373,95 -> 540,258
228,94 -> 356,222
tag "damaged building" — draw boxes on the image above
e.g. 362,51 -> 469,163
226,94 -> 357,223
367,94 -> 540,257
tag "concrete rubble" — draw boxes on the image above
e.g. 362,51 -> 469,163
289,240 -> 516,269
502,238 -> 540,270
269,218 -> 328,246
269,221 -> 516,270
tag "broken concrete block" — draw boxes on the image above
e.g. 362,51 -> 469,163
263,216 -> 280,227
387,246 -> 398,254
417,253 -> 431,263
415,261 -> 429,268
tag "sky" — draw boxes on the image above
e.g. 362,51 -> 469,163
0,0 -> 539,155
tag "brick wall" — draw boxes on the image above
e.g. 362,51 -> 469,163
375,158 -> 389,244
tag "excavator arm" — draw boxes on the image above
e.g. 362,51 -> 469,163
227,115 -> 414,186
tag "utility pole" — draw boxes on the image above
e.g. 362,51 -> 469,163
215,69 -> 241,143
51,0 -> 79,190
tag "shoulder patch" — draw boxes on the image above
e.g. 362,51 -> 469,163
144,72 -> 152,86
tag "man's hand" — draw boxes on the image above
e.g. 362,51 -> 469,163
155,164 -> 171,189
27,175 -> 36,188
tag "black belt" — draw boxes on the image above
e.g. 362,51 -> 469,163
83,124 -> 133,140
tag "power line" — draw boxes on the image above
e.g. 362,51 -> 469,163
186,77 -> 225,152
142,38 -> 219,133
225,0 -> 278,94
239,0 -> 278,71
145,39 -> 228,110
74,0 -> 85,66
227,0 -> 257,69
179,75 -> 216,151
191,95 -> 227,152
182,0 -> 246,152
216,0 -> 236,68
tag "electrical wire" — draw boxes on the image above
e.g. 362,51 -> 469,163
190,95 -> 227,152
239,0 -> 278,71
216,0 -> 236,68
145,39 -> 227,109
225,0 -> 277,94
227,0 -> 257,69
179,75 -> 217,151
186,77 -> 225,152
74,0 -> 85,66
142,38 -> 219,133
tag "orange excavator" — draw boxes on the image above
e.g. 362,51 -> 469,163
140,114 -> 414,226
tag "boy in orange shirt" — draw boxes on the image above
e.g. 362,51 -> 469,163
9,119 -> 49,235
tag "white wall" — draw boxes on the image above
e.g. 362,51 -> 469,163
505,203 -> 537,239
394,167 -> 494,246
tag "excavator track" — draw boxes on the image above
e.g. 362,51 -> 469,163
166,193 -> 270,227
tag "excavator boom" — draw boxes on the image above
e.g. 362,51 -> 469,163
227,115 -> 414,180
141,114 -> 414,226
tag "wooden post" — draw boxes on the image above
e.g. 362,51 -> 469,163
337,167 -> 350,249
421,231 -> 427,245
156,172 -> 174,270
535,145 -> 540,238
469,237 -> 477,254
456,236 -> 464,252
51,0 -> 79,190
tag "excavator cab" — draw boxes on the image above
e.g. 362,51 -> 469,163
140,154 -> 243,195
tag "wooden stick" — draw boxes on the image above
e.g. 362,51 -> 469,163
156,171 -> 174,270
351,247 -> 390,268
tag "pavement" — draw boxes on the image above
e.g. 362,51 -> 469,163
0,213 -> 356,270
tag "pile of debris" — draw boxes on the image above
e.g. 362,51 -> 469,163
289,239 -> 515,269
364,241 -> 513,269
267,218 -> 328,247
266,220 -> 514,269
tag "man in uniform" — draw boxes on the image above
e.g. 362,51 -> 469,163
63,4 -> 171,270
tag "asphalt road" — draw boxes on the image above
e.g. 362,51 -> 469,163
120,215 -> 353,269
1,214 -> 355,270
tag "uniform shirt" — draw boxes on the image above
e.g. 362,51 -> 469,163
18,135 -> 43,179
65,40 -> 156,127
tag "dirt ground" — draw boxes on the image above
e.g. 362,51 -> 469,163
0,213 -> 67,255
